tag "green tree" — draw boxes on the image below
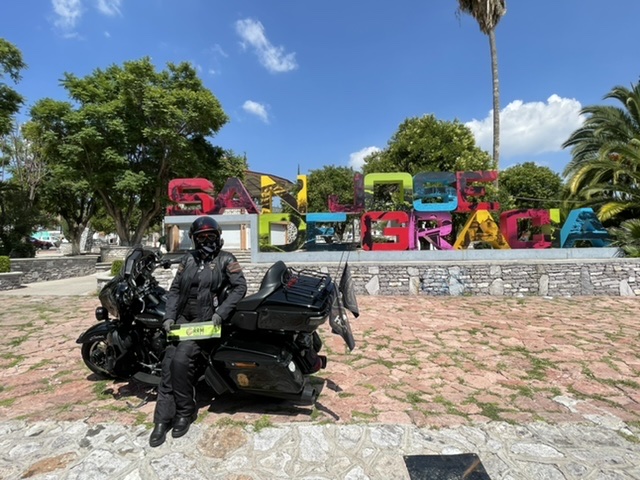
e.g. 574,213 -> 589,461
307,165 -> 357,213
28,57 -> 238,246
0,38 -> 26,139
0,122 -> 49,256
499,162 -> 564,211
456,0 -> 507,176
0,182 -> 38,257
305,165 -> 359,243
562,82 -> 640,225
25,100 -> 97,254
362,114 -> 494,175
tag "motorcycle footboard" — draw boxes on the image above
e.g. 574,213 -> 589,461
132,371 -> 161,387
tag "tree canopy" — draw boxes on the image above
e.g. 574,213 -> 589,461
28,57 -> 243,246
562,81 -> 640,225
362,114 -> 494,175
498,162 -> 564,211
307,165 -> 357,213
0,38 -> 26,138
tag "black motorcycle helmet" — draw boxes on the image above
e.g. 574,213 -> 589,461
189,216 -> 223,256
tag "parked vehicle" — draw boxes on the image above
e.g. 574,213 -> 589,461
29,237 -> 54,250
77,246 -> 357,404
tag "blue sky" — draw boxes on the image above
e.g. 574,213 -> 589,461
2,0 -> 639,182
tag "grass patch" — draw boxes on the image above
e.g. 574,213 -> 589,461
253,416 -> 273,432
92,380 -> 113,400
10,335 -> 30,347
57,403 -> 74,413
433,395 -> 467,418
526,356 -> 556,381
405,356 -> 420,367
618,431 -> 640,444
373,358 -> 394,369
134,412 -> 148,426
28,359 -> 54,371
352,410 -> 377,421
599,378 -> 640,389
476,402 -> 504,422
406,392 -> 426,405
105,404 -> 129,413
0,398 -> 16,407
362,328 -> 375,338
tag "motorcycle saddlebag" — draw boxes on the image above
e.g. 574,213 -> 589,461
212,338 -> 304,395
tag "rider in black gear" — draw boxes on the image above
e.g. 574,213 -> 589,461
150,216 -> 247,447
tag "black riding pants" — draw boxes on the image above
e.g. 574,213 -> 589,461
153,300 -> 203,424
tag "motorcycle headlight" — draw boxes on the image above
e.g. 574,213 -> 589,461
95,307 -> 109,321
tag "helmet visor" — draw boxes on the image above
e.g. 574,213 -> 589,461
195,232 -> 219,242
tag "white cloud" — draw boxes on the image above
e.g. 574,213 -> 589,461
235,18 -> 298,73
52,0 -> 83,30
52,0 -> 122,33
349,146 -> 381,170
465,95 -> 584,158
242,100 -> 270,123
95,0 -> 122,16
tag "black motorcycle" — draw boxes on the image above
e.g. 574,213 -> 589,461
77,246 -> 357,405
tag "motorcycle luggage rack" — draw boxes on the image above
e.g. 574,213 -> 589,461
282,267 -> 331,303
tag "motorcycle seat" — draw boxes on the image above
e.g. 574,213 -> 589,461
236,260 -> 288,311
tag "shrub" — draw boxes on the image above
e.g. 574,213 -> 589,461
110,260 -> 124,276
9,242 -> 36,258
0,256 -> 10,273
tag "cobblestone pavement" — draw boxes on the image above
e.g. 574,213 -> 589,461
0,292 -> 639,479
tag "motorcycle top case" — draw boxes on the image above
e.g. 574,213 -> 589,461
233,269 -> 335,332
212,336 -> 304,394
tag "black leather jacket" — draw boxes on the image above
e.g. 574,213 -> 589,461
164,250 -> 247,324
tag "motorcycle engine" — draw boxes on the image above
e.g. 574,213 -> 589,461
150,331 -> 166,357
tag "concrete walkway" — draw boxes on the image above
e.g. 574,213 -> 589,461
0,274 -> 100,297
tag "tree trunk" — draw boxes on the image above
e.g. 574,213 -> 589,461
489,29 -> 500,187
70,237 -> 81,255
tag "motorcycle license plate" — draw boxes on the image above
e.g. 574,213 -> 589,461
167,322 -> 221,341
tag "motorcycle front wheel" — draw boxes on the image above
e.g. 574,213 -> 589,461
81,337 -> 116,379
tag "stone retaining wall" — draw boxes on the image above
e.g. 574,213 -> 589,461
9,255 -> 99,284
0,272 -> 22,291
151,257 -> 640,297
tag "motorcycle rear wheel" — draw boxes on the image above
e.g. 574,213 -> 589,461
81,338 -> 116,379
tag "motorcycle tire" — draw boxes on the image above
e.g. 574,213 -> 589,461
81,337 -> 116,379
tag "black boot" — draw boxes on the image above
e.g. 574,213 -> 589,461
172,413 -> 197,438
149,423 -> 171,447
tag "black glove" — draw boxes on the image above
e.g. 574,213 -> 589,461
211,313 -> 222,326
163,319 -> 175,333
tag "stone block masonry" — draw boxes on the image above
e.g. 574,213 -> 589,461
9,255 -> 99,284
152,257 -> 640,297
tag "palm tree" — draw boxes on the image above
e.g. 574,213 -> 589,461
457,0 -> 507,176
609,219 -> 640,257
563,82 -> 640,224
